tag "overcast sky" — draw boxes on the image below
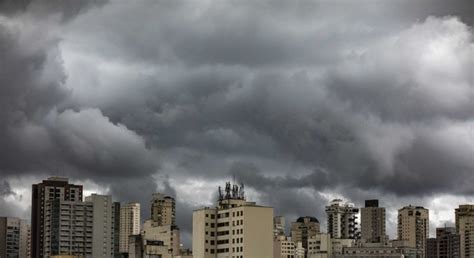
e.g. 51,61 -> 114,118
0,0 -> 473,247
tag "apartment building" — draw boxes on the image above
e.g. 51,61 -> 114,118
0,217 -> 29,258
192,182 -> 273,258
273,234 -> 296,258
326,199 -> 359,239
361,200 -> 387,244
455,204 -> 474,257
397,205 -> 429,258
119,202 -> 141,254
141,219 -> 180,256
425,227 -> 460,258
85,194 -> 115,258
291,216 -> 320,256
44,199 -> 94,257
31,177 -> 83,258
274,216 -> 286,237
151,193 -> 176,227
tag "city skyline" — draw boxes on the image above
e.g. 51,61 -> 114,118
4,176 -> 474,249
1,177 -> 474,257
0,0 -> 473,252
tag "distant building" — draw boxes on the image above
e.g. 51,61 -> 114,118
340,241 -> 421,258
192,182 -> 273,258
0,217 -> 29,258
291,216 -> 320,256
306,232 -> 333,258
425,227 -> 460,258
128,234 -> 174,258
361,200 -> 387,244
326,199 -> 359,239
141,220 -> 180,256
113,202 -> 121,258
455,204 -> 474,257
295,241 -> 305,258
273,234 -> 295,258
426,238 -> 438,258
341,245 -> 405,257
85,194 -> 116,258
119,202 -> 141,254
274,216 -> 286,236
151,193 -> 176,227
397,205 -> 429,258
31,177 -> 84,258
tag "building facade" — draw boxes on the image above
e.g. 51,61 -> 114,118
326,199 -> 359,239
113,202 -> 121,258
151,193 -> 176,227
119,202 -> 141,254
273,234 -> 295,258
85,194 -> 115,258
44,200 -> 94,257
31,177 -> 83,258
141,220 -> 180,256
192,182 -> 273,258
306,233 -> 332,258
291,216 -> 320,256
397,205 -> 429,258
427,227 -> 460,258
455,204 -> 474,257
0,217 -> 29,258
274,216 -> 286,237
361,200 -> 387,244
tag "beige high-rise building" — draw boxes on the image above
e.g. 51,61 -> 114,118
361,199 -> 387,244
119,202 -> 141,254
0,217 -> 29,258
192,182 -> 273,258
455,204 -> 474,257
326,199 -> 359,239
151,193 -> 176,227
397,205 -> 429,258
85,194 -> 115,258
291,216 -> 320,255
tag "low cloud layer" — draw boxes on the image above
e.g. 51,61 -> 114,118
0,0 -> 472,246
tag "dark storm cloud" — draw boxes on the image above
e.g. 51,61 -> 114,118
0,0 -> 473,244
0,0 -> 158,217
0,181 -> 14,196
0,0 -> 108,21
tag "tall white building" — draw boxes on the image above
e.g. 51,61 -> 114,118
43,200 -> 94,257
120,202 -> 141,254
85,194 -> 115,258
192,182 -> 273,258
0,217 -> 29,258
326,199 -> 359,239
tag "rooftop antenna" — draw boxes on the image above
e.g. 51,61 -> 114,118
239,183 -> 245,200
218,186 -> 223,201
